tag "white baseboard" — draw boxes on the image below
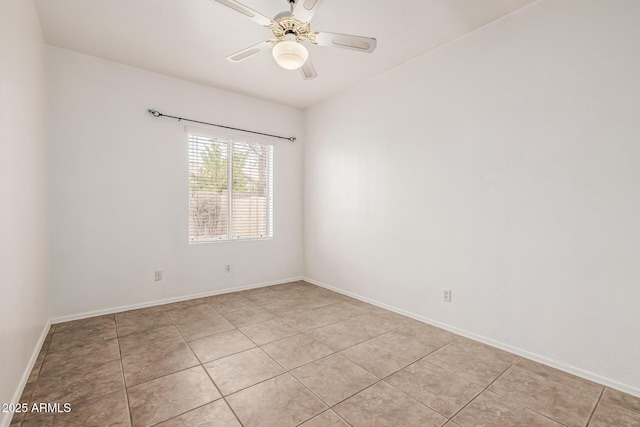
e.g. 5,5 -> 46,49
1,320 -> 52,427
51,276 -> 303,324
303,276 -> 640,399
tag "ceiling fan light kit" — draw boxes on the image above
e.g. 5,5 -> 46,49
214,0 -> 377,79
272,35 -> 308,70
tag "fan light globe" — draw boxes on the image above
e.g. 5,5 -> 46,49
272,40 -> 308,70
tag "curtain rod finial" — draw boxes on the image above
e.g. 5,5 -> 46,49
147,109 -> 161,117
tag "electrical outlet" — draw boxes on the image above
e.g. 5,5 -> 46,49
443,289 -> 452,302
225,264 -> 231,273
154,271 -> 163,281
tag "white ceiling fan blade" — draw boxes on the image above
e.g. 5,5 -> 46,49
292,0 -> 325,23
300,58 -> 317,80
213,0 -> 274,27
313,32 -> 377,53
226,41 -> 271,62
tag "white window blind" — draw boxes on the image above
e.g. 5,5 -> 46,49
188,132 -> 273,242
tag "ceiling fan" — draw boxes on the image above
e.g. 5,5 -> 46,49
213,0 -> 377,79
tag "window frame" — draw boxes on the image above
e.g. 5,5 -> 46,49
187,128 -> 274,244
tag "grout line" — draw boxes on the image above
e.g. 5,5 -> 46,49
604,397 -> 640,416
333,411 -> 355,427
122,364 -> 199,389
324,336 -> 466,421
115,328 -> 135,427
585,387 -> 606,426
23,325 -> 124,423
169,305 -> 246,427
293,409 -> 355,427
205,292 -> 371,424
146,400 -> 225,427
460,359 -> 571,427
445,356 -> 522,422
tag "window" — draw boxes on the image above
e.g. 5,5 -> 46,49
188,131 -> 273,242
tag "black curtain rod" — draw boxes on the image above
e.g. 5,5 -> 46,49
147,109 -> 296,142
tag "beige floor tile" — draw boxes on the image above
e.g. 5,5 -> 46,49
175,315 -> 235,341
239,318 -> 301,345
424,337 -> 518,386
118,325 -> 185,357
299,297 -> 342,312
375,322 -> 457,360
265,288 -> 302,299
226,373 -> 327,427
306,318 -> 377,351
300,410 -> 350,427
162,298 -> 209,311
238,287 -> 282,306
600,387 -> 640,413
128,366 -> 221,427
115,310 -> 173,336
30,351 -> 45,374
268,281 -> 306,291
489,359 -> 603,426
21,389 -> 130,427
260,297 -> 325,316
204,347 -> 285,395
189,329 -> 256,363
453,390 -> 563,427
209,297 -> 258,315
54,314 -> 115,333
387,359 -> 483,417
518,358 -> 604,394
291,354 -> 378,406
285,302 -> 367,331
10,381 -> 35,424
122,341 -> 199,386
26,365 -> 39,386
334,381 -> 447,427
49,325 -> 117,352
115,305 -> 165,318
349,311 -> 412,336
40,337 -> 120,376
205,292 -> 249,306
340,337 -> 418,378
337,298 -> 381,311
222,305 -> 278,328
164,304 -> 220,324
262,333 -> 334,370
30,359 -> 124,407
155,400 -> 241,427
589,400 -> 640,427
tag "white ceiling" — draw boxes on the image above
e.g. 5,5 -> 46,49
34,0 -> 535,109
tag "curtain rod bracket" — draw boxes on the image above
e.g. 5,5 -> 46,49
147,108 -> 296,142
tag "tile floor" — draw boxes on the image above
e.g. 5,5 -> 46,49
11,281 -> 640,427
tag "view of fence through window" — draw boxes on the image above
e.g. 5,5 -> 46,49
188,133 -> 273,242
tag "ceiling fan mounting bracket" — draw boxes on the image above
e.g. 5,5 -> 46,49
267,16 -> 318,44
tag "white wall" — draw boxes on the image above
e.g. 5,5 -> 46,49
47,47 -> 304,319
304,0 -> 640,395
0,0 -> 50,420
